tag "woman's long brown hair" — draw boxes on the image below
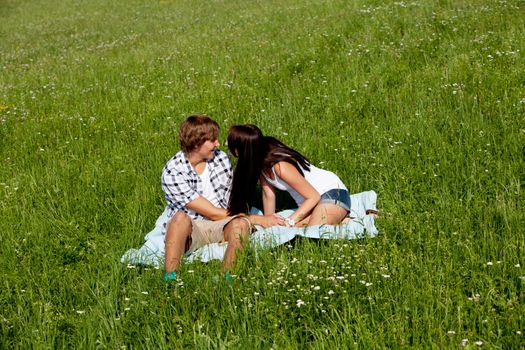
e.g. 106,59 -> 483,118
227,125 -> 310,214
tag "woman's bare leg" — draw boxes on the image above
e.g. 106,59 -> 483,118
307,203 -> 348,226
296,215 -> 311,227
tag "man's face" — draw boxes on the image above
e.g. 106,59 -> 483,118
195,139 -> 220,160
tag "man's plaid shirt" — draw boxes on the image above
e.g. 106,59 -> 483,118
161,150 -> 232,220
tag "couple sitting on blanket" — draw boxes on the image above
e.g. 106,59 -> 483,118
161,115 -> 352,283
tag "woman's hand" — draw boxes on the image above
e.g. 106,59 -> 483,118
249,213 -> 286,228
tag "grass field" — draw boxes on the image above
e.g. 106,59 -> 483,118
1,0 -> 524,348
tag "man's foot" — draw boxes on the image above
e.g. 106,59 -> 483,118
224,271 -> 235,286
212,272 -> 235,286
161,271 -> 177,282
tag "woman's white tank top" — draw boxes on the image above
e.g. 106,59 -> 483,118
263,162 -> 347,206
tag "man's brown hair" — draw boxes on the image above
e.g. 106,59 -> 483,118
179,115 -> 219,153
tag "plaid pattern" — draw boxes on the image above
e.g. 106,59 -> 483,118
161,150 -> 232,220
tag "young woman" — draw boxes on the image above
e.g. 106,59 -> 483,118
227,124 -> 351,227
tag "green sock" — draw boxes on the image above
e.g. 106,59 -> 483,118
161,271 -> 177,282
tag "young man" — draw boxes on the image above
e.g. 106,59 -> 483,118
161,115 -> 249,282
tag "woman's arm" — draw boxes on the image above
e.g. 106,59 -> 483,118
248,213 -> 285,228
244,177 -> 284,228
274,162 -> 320,226
261,177 -> 277,215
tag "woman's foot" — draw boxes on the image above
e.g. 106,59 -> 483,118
366,209 -> 378,218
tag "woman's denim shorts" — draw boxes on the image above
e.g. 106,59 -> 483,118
319,188 -> 351,211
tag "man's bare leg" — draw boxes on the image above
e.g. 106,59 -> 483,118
164,212 -> 192,273
222,217 -> 250,272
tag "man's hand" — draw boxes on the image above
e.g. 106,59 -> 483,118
249,213 -> 286,228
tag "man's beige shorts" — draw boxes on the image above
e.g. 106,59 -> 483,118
188,215 -> 251,252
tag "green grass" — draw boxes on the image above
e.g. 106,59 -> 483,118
1,0 -> 524,348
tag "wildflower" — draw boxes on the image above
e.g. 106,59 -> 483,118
474,340 -> 483,346
515,264 -> 521,268
313,286 -> 320,291
76,310 -> 85,314
461,339 -> 468,347
328,290 -> 335,295
382,274 -> 391,278
447,330 -> 456,335
141,291 -> 148,295
468,294 -> 481,302
296,299 -> 305,307
486,261 -> 493,266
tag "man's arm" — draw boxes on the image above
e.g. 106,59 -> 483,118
185,196 -> 229,221
187,196 -> 283,225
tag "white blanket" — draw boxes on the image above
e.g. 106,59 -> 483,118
121,191 -> 378,267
